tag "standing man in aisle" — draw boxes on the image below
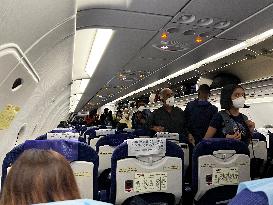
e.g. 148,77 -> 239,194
146,88 -> 189,143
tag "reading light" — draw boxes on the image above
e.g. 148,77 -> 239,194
161,32 -> 169,40
195,36 -> 203,44
85,29 -> 114,77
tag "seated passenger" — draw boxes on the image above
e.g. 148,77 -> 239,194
185,84 -> 218,145
205,84 -> 255,143
146,88 -> 189,142
0,149 -> 80,205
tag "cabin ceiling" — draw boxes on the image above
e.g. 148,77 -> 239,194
73,0 -> 273,112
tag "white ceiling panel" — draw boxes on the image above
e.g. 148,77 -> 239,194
26,18 -> 75,65
0,0 -> 75,53
77,9 -> 171,31
77,0 -> 189,16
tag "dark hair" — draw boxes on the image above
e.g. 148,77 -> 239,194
220,84 -> 245,110
198,84 -> 211,95
0,149 -> 80,205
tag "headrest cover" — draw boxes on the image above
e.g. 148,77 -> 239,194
127,138 -> 166,157
95,129 -> 116,136
156,132 -> 179,140
47,132 -> 79,140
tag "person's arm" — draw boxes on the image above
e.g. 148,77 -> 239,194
204,113 -> 222,139
246,120 -> 255,133
204,126 -> 217,139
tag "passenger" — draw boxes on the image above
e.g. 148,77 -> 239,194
146,88 -> 189,142
185,84 -> 218,145
0,149 -> 80,205
107,110 -> 114,125
99,108 -> 112,126
84,109 -> 98,126
205,84 -> 255,143
119,108 -> 132,128
132,99 -> 151,129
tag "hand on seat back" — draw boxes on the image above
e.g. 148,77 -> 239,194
152,126 -> 165,132
246,120 -> 255,133
226,132 -> 242,140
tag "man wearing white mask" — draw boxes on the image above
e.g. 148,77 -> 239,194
132,99 -> 151,129
146,88 -> 189,142
205,84 -> 255,144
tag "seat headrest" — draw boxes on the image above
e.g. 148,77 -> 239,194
252,132 -> 266,141
95,133 -> 135,152
24,140 -> 79,161
193,138 -> 250,160
112,139 -> 183,161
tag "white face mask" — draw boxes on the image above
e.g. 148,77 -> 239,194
165,96 -> 175,106
138,106 -> 145,112
232,96 -> 245,108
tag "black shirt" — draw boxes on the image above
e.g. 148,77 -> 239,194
209,112 -> 250,143
185,99 -> 218,143
146,106 -> 188,141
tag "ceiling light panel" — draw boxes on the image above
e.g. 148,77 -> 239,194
72,29 -> 97,80
197,49 -> 252,75
85,29 -> 114,77
248,36 -> 273,54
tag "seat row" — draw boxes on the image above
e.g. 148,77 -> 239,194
2,131 -> 257,205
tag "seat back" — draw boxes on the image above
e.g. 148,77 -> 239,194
111,138 -> 184,205
88,129 -> 116,149
179,143 -> 189,175
156,132 -> 180,144
96,133 -> 135,174
229,177 -> 273,205
249,139 -> 267,160
192,139 -> 250,204
1,140 -> 98,199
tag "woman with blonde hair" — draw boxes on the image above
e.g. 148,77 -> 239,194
0,149 -> 80,205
